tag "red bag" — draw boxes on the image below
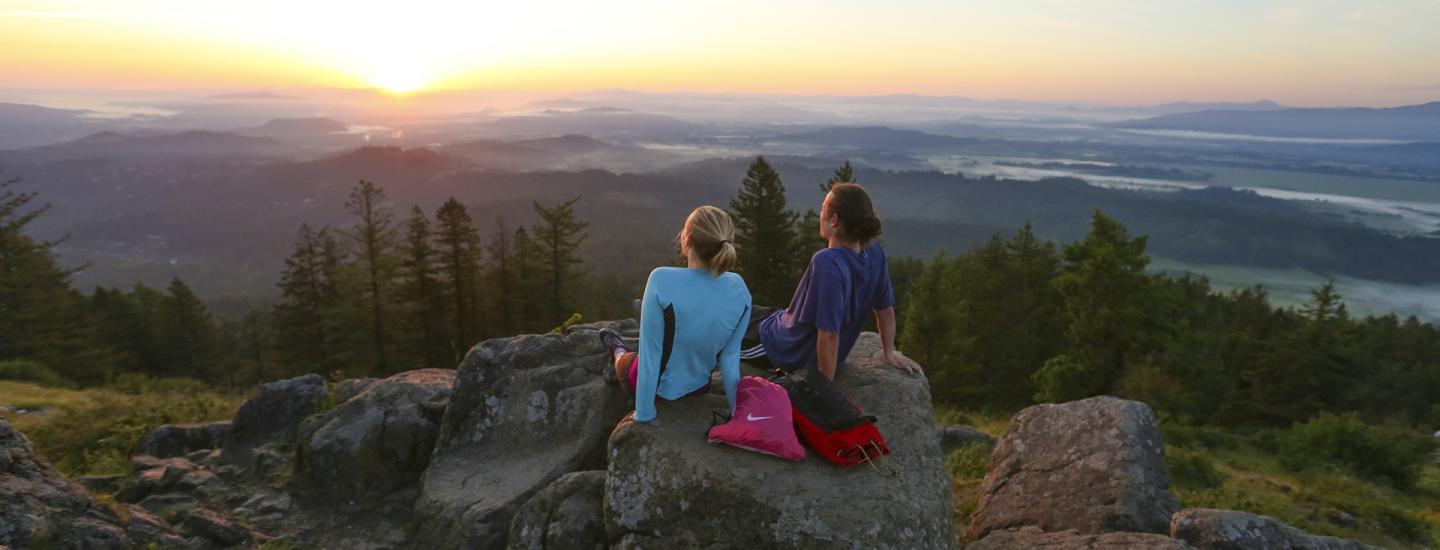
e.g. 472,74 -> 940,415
773,369 -> 895,474
791,406 -> 890,469
706,377 -> 806,461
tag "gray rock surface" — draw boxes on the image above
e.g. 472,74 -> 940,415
180,508 -> 267,547
136,421 -> 231,459
412,321 -> 634,549
603,332 -> 954,549
122,504 -> 189,548
507,470 -> 607,550
0,419 -> 132,549
296,368 -> 455,498
116,456 -> 198,503
966,396 -> 1179,541
333,377 -> 380,403
222,373 -> 328,469
937,424 -> 997,454
1170,509 -> 1380,550
967,526 -> 1192,549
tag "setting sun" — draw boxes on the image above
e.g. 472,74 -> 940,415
368,61 -> 430,95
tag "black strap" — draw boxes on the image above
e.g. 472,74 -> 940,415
705,411 -> 731,439
659,303 -> 676,375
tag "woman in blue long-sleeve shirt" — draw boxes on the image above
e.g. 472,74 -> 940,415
597,206 -> 752,423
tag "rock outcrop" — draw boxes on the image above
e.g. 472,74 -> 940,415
0,419 -> 132,548
1170,509 -> 1381,550
412,321 -> 634,549
296,368 -> 455,498
966,526 -> 1192,549
222,373 -> 328,470
508,470 -> 608,550
135,421 -> 231,459
11,317 -> 1397,550
603,332 -> 955,549
966,396 -> 1179,542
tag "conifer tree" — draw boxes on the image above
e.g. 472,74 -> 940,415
1043,210 -> 1158,398
400,206 -> 445,368
0,173 -> 103,382
730,156 -> 801,306
434,197 -> 482,357
899,251 -> 962,397
273,224 -> 340,375
159,277 -> 219,381
530,196 -> 590,329
486,217 -> 515,335
341,180 -> 398,375
512,226 -> 542,333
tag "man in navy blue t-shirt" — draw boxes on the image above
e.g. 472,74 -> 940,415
740,183 -> 922,380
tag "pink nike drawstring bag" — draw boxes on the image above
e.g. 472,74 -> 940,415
706,376 -> 805,461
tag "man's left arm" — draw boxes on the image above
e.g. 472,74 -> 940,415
874,307 -> 922,375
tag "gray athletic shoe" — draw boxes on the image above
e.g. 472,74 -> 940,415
598,328 -> 625,384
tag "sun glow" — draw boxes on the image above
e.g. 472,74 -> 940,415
368,60 -> 430,95
3,0 -> 1439,105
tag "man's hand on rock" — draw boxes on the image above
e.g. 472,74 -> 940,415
882,350 -> 923,376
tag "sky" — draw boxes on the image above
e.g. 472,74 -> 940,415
3,0 -> 1439,107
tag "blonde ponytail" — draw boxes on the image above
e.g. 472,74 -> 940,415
683,206 -> 737,276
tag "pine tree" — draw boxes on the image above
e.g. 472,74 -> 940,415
158,278 -> 219,381
0,173 -> 105,383
399,206 -> 446,369
272,224 -> 342,376
340,180 -> 398,375
512,226 -> 542,334
826,160 -> 855,188
530,196 -> 590,329
486,217 -> 515,335
730,156 -> 801,306
434,197 -> 482,358
1051,210 -> 1159,397
899,251 -> 963,400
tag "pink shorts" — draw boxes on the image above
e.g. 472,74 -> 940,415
616,352 -> 709,397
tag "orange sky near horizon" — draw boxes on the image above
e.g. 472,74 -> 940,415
3,0 -> 1440,107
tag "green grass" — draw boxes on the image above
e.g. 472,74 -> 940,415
0,379 -> 243,476
1179,445 -> 1438,548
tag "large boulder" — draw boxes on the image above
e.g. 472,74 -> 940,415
507,470 -> 607,550
966,396 -> 1179,541
296,368 -> 455,498
967,526 -> 1191,549
135,421 -> 231,459
0,419 -> 132,549
603,332 -> 954,549
222,373 -> 328,469
1170,509 -> 1380,550
412,321 -> 635,549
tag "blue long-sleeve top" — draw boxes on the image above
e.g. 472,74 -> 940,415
634,266 -> 751,423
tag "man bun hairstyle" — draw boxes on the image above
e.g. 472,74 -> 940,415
684,205 -> 738,276
828,183 -> 883,244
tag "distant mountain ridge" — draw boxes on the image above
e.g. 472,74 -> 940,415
1113,101 -> 1440,141
771,125 -> 977,149
246,117 -> 349,138
5,130 -> 285,162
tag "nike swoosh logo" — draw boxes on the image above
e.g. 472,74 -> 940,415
746,414 -> 774,421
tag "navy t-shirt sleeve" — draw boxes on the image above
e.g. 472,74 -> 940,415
873,257 -> 895,311
810,257 -> 847,333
